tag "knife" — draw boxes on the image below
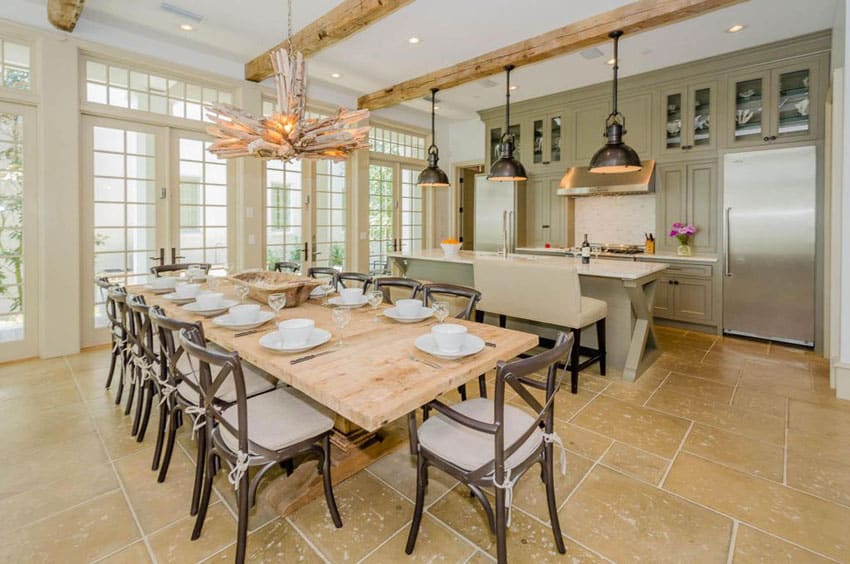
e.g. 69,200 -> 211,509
290,349 -> 336,365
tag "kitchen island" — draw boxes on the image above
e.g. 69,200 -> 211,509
389,249 -> 668,382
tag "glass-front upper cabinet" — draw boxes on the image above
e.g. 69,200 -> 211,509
661,83 -> 716,155
729,62 -> 816,146
488,123 -> 522,168
528,112 -> 562,171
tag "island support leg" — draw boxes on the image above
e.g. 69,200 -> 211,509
622,279 -> 659,382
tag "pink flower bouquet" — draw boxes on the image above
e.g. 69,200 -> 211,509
669,222 -> 696,245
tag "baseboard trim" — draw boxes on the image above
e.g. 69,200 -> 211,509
835,361 -> 850,400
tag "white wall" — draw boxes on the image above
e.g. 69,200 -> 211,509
573,195 -> 656,246
835,0 -> 850,398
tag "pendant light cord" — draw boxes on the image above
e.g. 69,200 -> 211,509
431,88 -> 437,148
608,30 -> 623,124
503,65 -> 515,145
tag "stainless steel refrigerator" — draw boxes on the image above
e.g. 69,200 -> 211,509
722,146 -> 816,346
473,174 -> 526,252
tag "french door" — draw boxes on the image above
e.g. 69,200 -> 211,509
368,161 -> 424,273
0,102 -> 37,361
81,116 -> 233,345
264,158 -> 348,271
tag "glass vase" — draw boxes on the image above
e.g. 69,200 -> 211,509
677,244 -> 692,256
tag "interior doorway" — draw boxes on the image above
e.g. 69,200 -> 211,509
455,163 -> 484,250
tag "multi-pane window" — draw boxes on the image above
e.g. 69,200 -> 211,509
0,112 -> 25,342
265,159 -> 302,267
368,164 -> 394,272
369,126 -> 426,160
84,59 -> 232,121
400,167 -> 423,254
314,160 -> 346,268
0,39 -> 30,90
91,126 -> 157,326
178,138 -> 228,266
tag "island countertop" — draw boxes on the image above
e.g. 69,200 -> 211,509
389,249 -> 668,281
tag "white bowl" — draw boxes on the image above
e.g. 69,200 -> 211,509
151,277 -> 177,290
175,283 -> 201,298
278,318 -> 316,348
229,304 -> 260,324
195,292 -> 224,310
431,323 -> 468,353
441,243 -> 462,256
396,299 -> 422,318
339,287 -> 364,304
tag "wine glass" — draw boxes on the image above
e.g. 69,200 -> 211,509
235,283 -> 250,304
433,301 -> 449,324
321,279 -> 336,306
331,306 -> 351,347
366,290 -> 383,320
187,264 -> 203,283
268,293 -> 287,317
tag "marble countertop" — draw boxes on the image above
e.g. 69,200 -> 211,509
515,246 -> 719,264
389,249 -> 668,281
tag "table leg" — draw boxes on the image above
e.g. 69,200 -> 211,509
623,279 -> 660,382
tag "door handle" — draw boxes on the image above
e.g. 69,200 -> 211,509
302,242 -> 308,260
170,248 -> 185,264
150,248 -> 165,262
724,207 -> 732,277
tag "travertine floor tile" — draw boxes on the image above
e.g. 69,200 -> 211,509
0,490 -> 140,564
601,442 -> 669,485
367,446 -> 457,505
789,399 -> 850,437
786,448 -> 850,507
683,424 -> 784,482
202,518 -> 323,562
96,541 -> 153,564
92,404 -> 159,460
572,395 -> 690,457
147,502 -> 236,564
289,470 -> 413,562
661,372 -> 736,403
647,388 -> 785,445
553,419 -> 613,462
664,453 -> 850,560
0,380 -> 82,411
429,484 -> 601,561
730,387 -> 787,419
510,450 -> 593,523
653,356 -> 741,385
732,524 -> 832,563
362,514 -> 476,563
0,402 -> 96,457
561,465 -> 732,563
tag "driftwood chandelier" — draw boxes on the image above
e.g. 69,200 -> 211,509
205,0 -> 370,161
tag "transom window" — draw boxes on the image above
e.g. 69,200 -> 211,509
84,59 -> 232,121
0,39 -> 30,91
369,126 -> 426,160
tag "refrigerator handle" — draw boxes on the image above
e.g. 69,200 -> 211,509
509,210 -> 514,254
724,207 -> 732,277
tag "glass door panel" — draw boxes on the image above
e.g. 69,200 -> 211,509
400,167 -> 423,254
733,77 -> 764,141
532,119 -> 543,164
693,87 -> 712,147
314,160 -> 346,268
665,92 -> 683,150
550,116 -> 561,163
776,69 -> 810,137
489,127 -> 502,165
368,163 -> 394,274
265,159 -> 303,269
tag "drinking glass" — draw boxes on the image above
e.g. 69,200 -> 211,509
331,306 -> 351,347
321,279 -> 336,306
207,275 -> 221,292
366,290 -> 383,320
268,293 -> 287,317
433,302 -> 449,324
235,283 -> 250,304
187,264 -> 203,283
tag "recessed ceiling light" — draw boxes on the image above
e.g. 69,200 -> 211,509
509,85 -> 518,91
408,37 -> 421,44
727,24 -> 746,33
180,23 -> 194,31
330,72 -> 341,79
607,58 -> 616,65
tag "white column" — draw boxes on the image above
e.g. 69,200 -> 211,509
232,83 -> 264,271
836,0 -> 850,398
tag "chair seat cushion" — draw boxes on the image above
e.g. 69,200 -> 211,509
418,398 -> 543,473
219,388 -> 335,453
177,363 -> 276,404
579,297 -> 607,327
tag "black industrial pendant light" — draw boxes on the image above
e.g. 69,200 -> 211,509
488,65 -> 527,182
418,88 -> 450,187
588,30 -> 642,174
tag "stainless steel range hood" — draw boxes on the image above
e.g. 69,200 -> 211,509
557,160 -> 655,197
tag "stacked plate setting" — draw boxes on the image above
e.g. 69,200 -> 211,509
415,323 -> 484,360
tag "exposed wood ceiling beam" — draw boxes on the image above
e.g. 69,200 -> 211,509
245,0 -> 415,82
358,0 -> 745,111
47,0 -> 86,32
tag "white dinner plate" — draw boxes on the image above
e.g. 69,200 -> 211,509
181,299 -> 239,317
310,286 -> 334,298
212,311 -> 275,331
415,333 -> 485,360
144,284 -> 176,295
258,328 -> 332,353
327,296 -> 368,309
383,306 -> 434,323
163,292 -> 197,305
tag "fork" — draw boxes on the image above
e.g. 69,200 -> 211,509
408,353 -> 442,369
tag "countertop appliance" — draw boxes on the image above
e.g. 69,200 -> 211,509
557,160 -> 656,197
722,146 -> 816,346
473,174 -> 526,253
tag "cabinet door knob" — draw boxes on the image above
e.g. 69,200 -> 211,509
770,135 -> 777,141
763,136 -> 770,142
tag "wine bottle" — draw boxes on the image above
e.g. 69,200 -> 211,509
581,234 -> 591,264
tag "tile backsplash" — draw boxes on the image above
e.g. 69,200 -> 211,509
573,194 -> 656,245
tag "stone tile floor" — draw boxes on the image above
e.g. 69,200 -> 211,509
1,326 -> 849,562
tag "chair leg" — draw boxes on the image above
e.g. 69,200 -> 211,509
191,450 -> 216,541
320,435 -> 343,528
405,454 -> 428,554
474,310 -> 484,323
498,314 -> 506,328
596,318 -> 607,376
131,375 -> 146,436
542,447 -> 566,553
190,430 -> 207,516
457,384 -> 468,401
151,400 -> 169,471
124,367 -> 136,416
136,381 -> 155,442
570,328 -> 582,394
105,346 -> 118,389
478,374 -> 487,398
114,353 -> 126,405
235,471 -> 250,564
494,483 -> 508,564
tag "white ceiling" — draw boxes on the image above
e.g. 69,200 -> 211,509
6,0 -> 840,121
